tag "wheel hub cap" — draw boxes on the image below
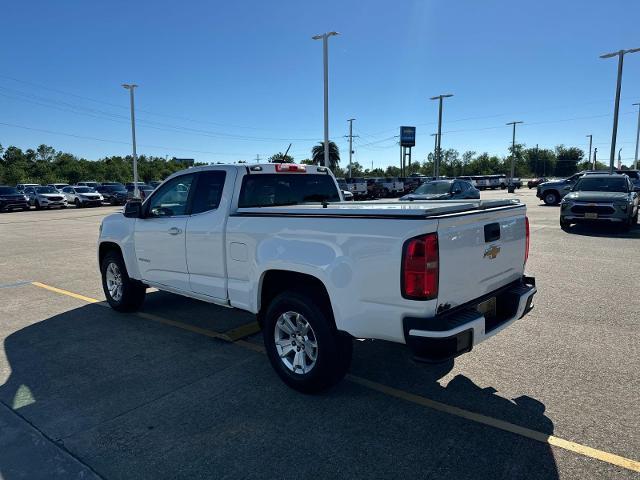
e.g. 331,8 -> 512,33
105,262 -> 123,302
274,311 -> 318,374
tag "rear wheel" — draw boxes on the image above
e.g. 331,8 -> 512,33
101,251 -> 146,312
263,290 -> 352,393
543,191 -> 560,205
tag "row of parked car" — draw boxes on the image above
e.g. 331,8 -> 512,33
0,181 -> 163,212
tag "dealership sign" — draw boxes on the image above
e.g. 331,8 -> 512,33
400,126 -> 416,147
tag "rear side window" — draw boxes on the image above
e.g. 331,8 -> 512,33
238,174 -> 340,208
191,171 -> 226,214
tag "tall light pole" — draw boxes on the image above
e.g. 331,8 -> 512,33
586,134 -> 593,169
506,121 -> 523,193
312,31 -> 339,168
122,83 -> 139,199
430,133 -> 438,177
346,118 -> 356,178
600,48 -> 640,174
633,103 -> 640,170
430,94 -> 453,178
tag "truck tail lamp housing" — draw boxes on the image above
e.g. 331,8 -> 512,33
402,233 -> 439,300
525,216 -> 530,265
275,164 -> 306,173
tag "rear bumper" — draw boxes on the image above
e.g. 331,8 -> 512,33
403,276 -> 536,363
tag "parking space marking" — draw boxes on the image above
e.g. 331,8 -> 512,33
31,282 -> 101,304
27,281 -> 640,473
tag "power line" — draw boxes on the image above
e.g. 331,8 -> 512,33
0,121 -> 255,156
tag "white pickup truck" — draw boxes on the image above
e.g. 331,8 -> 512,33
98,163 -> 536,392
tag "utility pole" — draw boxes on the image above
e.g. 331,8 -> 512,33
506,121 -> 523,193
122,84 -> 139,199
535,143 -> 539,177
430,94 -> 453,178
345,118 -> 357,178
586,135 -> 593,170
633,103 -> 640,170
255,154 -> 261,163
312,31 -> 339,168
430,133 -> 438,177
600,48 -> 640,174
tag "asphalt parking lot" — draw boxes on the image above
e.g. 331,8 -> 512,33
0,190 -> 638,480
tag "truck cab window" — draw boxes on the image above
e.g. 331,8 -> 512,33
191,171 -> 227,214
147,174 -> 194,217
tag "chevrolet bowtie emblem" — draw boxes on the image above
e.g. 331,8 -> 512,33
484,245 -> 501,259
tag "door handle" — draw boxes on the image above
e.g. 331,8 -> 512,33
168,227 -> 182,235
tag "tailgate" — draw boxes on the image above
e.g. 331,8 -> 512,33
436,205 -> 526,309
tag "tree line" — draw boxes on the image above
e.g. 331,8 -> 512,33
0,144 -> 206,185
0,141 -> 622,186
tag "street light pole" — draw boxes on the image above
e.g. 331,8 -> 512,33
600,48 -> 640,174
430,94 -> 453,179
633,103 -> 640,170
430,133 -> 438,177
122,84 -> 139,199
506,121 -> 523,193
586,134 -> 593,169
312,31 -> 339,168
347,118 -> 355,178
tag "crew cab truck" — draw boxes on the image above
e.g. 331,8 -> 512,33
98,163 -> 536,393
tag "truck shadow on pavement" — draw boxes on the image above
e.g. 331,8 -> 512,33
0,303 -> 559,480
562,222 -> 640,238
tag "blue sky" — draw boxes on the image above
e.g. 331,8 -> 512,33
2,0 -> 640,169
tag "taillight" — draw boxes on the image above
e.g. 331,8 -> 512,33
275,164 -> 306,173
525,216 -> 530,265
402,233 -> 439,300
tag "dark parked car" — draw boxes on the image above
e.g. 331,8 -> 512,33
560,174 -> 639,232
0,185 -> 30,212
528,177 -> 548,189
148,180 -> 163,189
125,183 -> 154,200
399,179 -> 480,201
96,184 -> 128,205
365,178 -> 385,199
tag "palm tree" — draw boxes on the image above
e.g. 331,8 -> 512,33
311,141 -> 340,170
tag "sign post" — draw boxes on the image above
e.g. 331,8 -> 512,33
400,126 -> 416,176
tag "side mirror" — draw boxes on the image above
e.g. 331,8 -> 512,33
453,188 -> 462,194
124,200 -> 143,218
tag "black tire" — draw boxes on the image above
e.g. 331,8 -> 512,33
100,250 -> 146,312
263,290 -> 352,394
74,198 -> 81,208
560,217 -> 570,231
34,201 -> 42,211
543,191 -> 560,205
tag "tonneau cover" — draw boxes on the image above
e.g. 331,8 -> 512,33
235,199 -> 522,218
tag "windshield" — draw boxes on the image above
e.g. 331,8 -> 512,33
239,174 -> 340,207
106,184 -> 126,190
574,177 -> 627,192
0,187 -> 20,195
35,187 -> 58,194
75,187 -> 95,193
413,182 -> 451,195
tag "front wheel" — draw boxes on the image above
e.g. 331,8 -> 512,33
543,191 -> 560,205
263,291 -> 352,393
34,201 -> 42,210
560,217 -> 571,231
101,251 -> 146,312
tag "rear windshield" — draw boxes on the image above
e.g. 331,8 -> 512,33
0,187 -> 20,195
238,174 -> 340,207
574,177 -> 627,192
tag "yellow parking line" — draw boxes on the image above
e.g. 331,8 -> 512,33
29,281 -> 640,473
31,282 -> 101,304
